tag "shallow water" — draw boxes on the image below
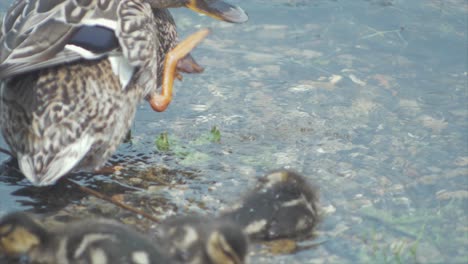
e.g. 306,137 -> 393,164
1,0 -> 467,263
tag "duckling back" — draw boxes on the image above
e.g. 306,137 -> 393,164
155,216 -> 248,264
44,219 -> 172,264
0,212 -> 173,264
221,169 -> 320,240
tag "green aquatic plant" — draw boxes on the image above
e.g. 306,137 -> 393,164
154,126 -> 223,165
156,132 -> 171,152
192,126 -> 222,145
210,126 -> 221,143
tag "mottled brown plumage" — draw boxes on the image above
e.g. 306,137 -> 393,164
0,0 -> 248,186
1,59 -> 142,185
0,4 -> 180,186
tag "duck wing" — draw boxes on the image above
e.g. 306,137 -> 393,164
0,0 -> 122,79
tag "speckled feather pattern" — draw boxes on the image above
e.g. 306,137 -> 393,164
0,59 -> 143,179
0,0 -> 179,185
0,212 -> 173,264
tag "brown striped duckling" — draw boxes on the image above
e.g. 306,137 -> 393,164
221,169 -> 320,241
0,212 -> 173,264
155,215 -> 248,264
0,0 -> 248,186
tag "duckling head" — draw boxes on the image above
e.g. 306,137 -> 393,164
222,169 -> 320,241
261,169 -> 320,212
206,222 -> 248,264
0,212 -> 47,257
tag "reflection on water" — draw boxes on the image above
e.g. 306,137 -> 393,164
0,0 -> 467,263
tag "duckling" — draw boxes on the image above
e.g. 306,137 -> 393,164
0,0 -> 248,186
155,215 -> 248,264
221,169 -> 320,241
0,212 -> 174,264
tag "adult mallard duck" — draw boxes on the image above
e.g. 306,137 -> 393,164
0,212 -> 175,263
0,0 -> 248,186
155,215 -> 248,264
221,169 -> 320,241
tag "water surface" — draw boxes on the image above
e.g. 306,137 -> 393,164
1,0 -> 467,263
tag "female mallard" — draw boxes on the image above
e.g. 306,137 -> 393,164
221,169 -> 320,241
0,212 -> 174,263
0,0 -> 248,186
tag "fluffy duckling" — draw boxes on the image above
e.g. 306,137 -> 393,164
221,169 -> 320,241
155,215 -> 248,264
0,0 -> 248,186
0,212 -> 173,264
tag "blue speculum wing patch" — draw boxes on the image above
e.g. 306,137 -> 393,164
68,25 -> 119,54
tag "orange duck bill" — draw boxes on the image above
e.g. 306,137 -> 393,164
185,0 -> 249,23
